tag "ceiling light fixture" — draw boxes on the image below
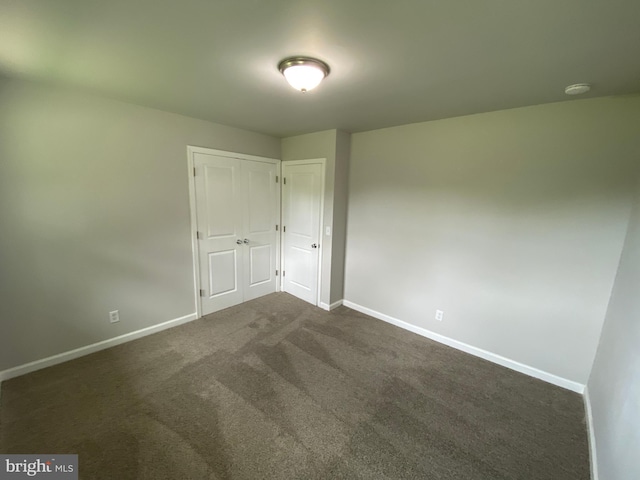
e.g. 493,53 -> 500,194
564,83 -> 591,95
278,56 -> 330,93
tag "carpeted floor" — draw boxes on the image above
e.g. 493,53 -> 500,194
0,293 -> 590,479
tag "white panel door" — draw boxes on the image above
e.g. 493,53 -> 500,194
193,151 -> 280,316
282,162 -> 323,305
242,160 -> 278,301
194,153 -> 244,314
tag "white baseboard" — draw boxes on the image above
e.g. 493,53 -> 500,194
583,386 -> 599,480
342,300 -> 585,394
0,312 -> 198,384
319,299 -> 344,311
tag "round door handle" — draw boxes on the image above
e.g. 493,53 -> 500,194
236,239 -> 243,245
243,238 -> 250,244
311,243 -> 318,248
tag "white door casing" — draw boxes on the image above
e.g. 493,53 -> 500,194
189,147 -> 280,317
282,161 -> 324,305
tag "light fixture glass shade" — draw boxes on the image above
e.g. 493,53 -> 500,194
564,83 -> 591,95
278,57 -> 330,92
283,65 -> 325,92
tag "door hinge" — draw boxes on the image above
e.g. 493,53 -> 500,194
283,177 -> 286,185
275,224 -> 279,231
193,167 -> 196,177
199,289 -> 205,297
275,269 -> 278,276
283,226 -> 286,232
283,270 -> 285,277
196,231 -> 202,239
276,175 -> 279,183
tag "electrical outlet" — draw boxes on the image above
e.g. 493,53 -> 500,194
109,310 -> 120,323
435,309 -> 444,321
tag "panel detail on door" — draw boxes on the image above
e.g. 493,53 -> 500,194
249,245 -> 272,286
247,169 -> 272,234
208,250 -> 237,296
288,246 -> 313,290
290,173 -> 314,236
204,165 -> 237,238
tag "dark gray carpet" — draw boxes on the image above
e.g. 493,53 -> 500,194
0,293 -> 590,479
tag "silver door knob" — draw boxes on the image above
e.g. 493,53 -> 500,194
236,239 -> 243,245
243,238 -> 250,244
311,243 -> 318,248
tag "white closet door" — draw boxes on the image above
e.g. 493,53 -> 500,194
193,151 -> 279,316
242,160 -> 278,301
194,153 -> 244,314
282,162 -> 323,305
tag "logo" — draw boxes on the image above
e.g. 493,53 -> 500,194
0,456 -> 77,479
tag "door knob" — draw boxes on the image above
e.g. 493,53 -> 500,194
243,238 -> 250,244
311,243 -> 318,248
236,239 -> 243,245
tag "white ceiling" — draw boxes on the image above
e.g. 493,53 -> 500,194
1,0 -> 639,137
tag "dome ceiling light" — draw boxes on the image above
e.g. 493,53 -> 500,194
278,56 -> 330,93
564,83 -> 591,95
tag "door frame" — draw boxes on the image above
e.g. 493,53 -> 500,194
187,146 -> 281,318
281,158 -> 326,306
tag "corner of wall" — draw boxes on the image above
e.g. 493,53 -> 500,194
582,386 -> 599,480
330,131 -> 352,303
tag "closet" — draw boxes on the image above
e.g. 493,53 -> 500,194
190,148 -> 280,315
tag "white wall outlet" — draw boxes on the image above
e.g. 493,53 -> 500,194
325,226 -> 331,236
435,309 -> 444,321
109,310 -> 120,323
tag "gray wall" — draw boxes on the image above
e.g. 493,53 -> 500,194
344,96 -> 640,384
330,130 -> 351,304
0,77 -> 280,372
587,176 -> 640,480
281,130 -> 350,306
